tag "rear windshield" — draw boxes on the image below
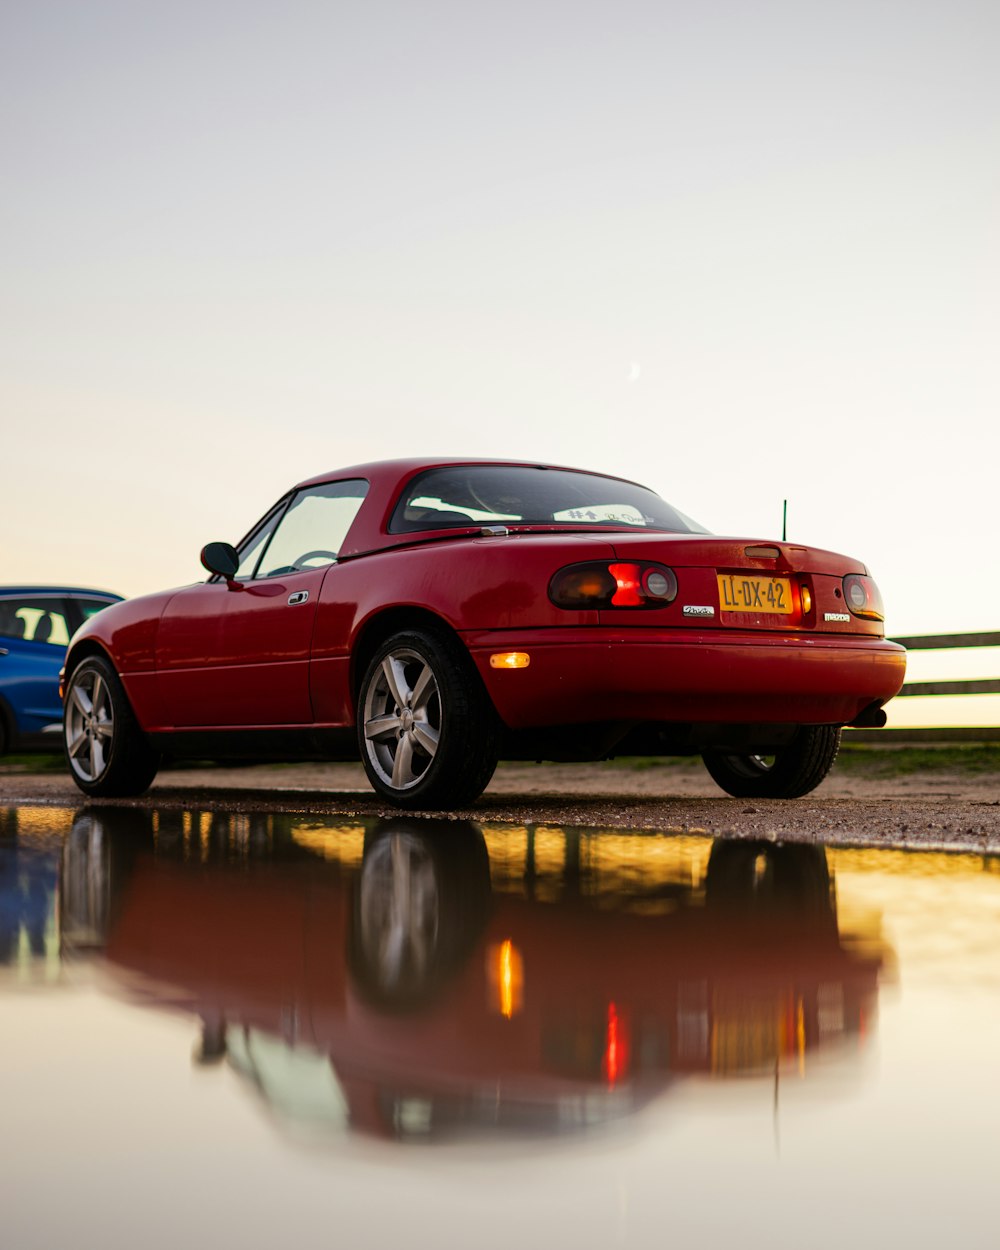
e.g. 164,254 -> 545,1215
389,466 -> 707,534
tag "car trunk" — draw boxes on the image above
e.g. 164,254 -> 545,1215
599,533 -> 883,637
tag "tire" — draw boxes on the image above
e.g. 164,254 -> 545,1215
60,807 -> 155,948
63,654 -> 160,797
701,725 -> 841,799
349,820 -> 492,1010
704,840 -> 834,924
357,629 -> 500,809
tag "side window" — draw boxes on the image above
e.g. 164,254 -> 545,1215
0,598 -> 71,647
234,500 -> 290,582
254,480 -> 369,579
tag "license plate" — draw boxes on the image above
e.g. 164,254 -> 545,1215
717,573 -> 793,614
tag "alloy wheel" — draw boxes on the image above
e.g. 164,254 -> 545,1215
358,833 -> 441,995
362,647 -> 442,791
65,668 -> 115,783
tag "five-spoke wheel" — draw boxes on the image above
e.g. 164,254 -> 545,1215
63,655 -> 159,797
349,820 -> 493,1008
356,831 -> 441,1000
357,630 -> 499,808
65,664 -> 116,784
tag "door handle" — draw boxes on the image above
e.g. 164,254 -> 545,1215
287,591 -> 309,606
0,647 -> 8,656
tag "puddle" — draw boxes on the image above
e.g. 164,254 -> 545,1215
2,805 -> 999,1249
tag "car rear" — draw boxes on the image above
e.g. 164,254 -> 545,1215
466,532 -> 906,739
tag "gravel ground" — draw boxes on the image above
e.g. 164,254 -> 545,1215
3,757 -> 999,853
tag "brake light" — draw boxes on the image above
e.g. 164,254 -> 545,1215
842,574 -> 884,621
608,562 -> 642,606
602,1002 -> 630,1086
549,562 -> 678,609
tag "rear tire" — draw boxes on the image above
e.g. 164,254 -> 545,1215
64,654 -> 160,797
349,820 -> 492,1010
357,629 -> 499,809
704,840 -> 835,925
702,726 -> 841,799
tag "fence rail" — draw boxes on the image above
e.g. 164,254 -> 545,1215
846,630 -> 1000,743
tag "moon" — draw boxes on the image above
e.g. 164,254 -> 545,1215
627,360 -> 641,383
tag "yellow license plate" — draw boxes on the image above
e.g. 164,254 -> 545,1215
717,573 -> 793,614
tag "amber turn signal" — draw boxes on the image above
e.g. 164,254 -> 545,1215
488,939 -> 524,1018
490,651 -> 531,669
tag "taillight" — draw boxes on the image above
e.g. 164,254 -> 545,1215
602,1002 -> 630,1086
842,574 -> 884,621
549,561 -> 678,609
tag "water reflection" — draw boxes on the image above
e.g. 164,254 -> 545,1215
0,808 -> 60,974
28,806 -> 888,1142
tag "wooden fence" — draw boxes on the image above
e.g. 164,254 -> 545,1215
846,631 -> 1000,743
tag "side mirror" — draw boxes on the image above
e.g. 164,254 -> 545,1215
200,542 -> 240,579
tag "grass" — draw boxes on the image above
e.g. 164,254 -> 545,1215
0,752 -> 67,772
833,743 -> 1000,777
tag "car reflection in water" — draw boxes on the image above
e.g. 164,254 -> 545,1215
59,809 -> 888,1142
0,810 -> 60,970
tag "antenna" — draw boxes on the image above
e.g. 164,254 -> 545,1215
782,499 -> 788,542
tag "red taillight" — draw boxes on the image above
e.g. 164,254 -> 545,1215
842,574 -> 884,621
549,562 -> 677,609
608,562 -> 643,606
602,1002 -> 630,1086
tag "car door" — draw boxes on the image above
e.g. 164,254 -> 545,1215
0,595 -> 73,739
156,480 -> 369,729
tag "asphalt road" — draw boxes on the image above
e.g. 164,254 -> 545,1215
3,758 -> 998,853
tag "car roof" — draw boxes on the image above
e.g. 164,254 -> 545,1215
292,457 -> 655,560
293,457 -> 646,493
0,586 -> 123,599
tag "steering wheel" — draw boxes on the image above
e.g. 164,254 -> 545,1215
292,549 -> 338,570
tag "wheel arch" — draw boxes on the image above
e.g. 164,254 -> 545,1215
350,606 -> 475,704
63,638 -> 117,687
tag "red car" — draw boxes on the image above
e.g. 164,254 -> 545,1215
61,458 -> 906,807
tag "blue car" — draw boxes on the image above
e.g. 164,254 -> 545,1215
0,587 -> 122,754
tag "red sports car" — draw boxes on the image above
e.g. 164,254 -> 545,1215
61,458 -> 905,807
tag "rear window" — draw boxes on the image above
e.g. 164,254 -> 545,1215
389,466 -> 707,534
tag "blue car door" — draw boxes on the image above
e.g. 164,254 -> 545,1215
0,598 -> 71,739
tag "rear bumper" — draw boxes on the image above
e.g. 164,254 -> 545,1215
465,627 -> 907,730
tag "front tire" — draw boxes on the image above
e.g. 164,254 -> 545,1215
357,630 -> 499,809
701,726 -> 841,799
64,655 -> 160,797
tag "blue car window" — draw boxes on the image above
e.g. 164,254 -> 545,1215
2,601 -> 71,647
76,599 -> 117,624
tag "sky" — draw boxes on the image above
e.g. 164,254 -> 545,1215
3,1 -> 998,666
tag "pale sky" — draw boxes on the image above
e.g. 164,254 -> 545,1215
3,1 -> 999,661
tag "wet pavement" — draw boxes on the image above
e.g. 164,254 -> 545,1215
3,803 -> 1000,1249
4,758 -> 1000,850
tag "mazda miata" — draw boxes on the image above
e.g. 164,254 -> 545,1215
61,458 -> 906,807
